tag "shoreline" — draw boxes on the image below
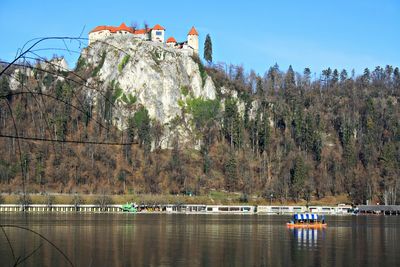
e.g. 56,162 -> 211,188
0,203 -> 354,215
0,192 -> 351,206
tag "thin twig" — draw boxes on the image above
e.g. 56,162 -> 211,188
1,226 -> 16,262
0,225 -> 74,267
14,243 -> 43,267
0,134 -> 136,146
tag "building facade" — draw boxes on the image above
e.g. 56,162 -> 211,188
88,23 -> 198,54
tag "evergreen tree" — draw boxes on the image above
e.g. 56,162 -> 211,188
168,138 -> 185,191
332,69 -> 339,85
340,69 -> 348,83
322,67 -> 332,87
292,107 -> 304,147
133,106 -> 151,153
284,65 -> 296,102
303,68 -> 311,87
284,65 -> 296,90
266,63 -> 281,93
204,34 -> 213,64
257,104 -> 271,154
255,76 -> 263,96
290,156 -> 307,200
342,123 -> 356,168
223,98 -> 243,149
225,153 -> 237,191
0,77 -> 11,98
362,68 -> 371,85
380,142 -> 398,204
393,67 -> 400,89
304,113 -> 314,151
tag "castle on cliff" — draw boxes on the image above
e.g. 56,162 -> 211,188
88,23 -> 199,54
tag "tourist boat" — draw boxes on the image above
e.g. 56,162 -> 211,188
286,213 -> 327,228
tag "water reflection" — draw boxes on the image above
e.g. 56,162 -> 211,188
289,228 -> 325,249
0,214 -> 400,267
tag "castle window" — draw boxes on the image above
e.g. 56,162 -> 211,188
156,31 -> 162,36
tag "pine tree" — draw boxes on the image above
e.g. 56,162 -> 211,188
223,98 -> 242,149
303,68 -> 311,87
225,153 -> 237,191
340,69 -> 348,83
332,69 -> 339,85
291,156 -> 307,200
393,67 -> 400,90
362,68 -> 371,85
257,104 -> 270,154
255,76 -> 263,96
133,106 -> 151,154
284,65 -> 296,102
284,65 -> 296,90
204,34 -> 213,64
0,77 -> 11,98
322,67 -> 332,87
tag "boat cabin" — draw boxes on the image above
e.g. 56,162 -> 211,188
291,213 -> 325,224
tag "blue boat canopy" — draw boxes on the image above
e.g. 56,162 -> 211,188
294,213 -> 318,220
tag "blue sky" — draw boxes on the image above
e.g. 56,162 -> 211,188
0,0 -> 399,75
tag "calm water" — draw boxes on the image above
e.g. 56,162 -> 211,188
0,213 -> 399,267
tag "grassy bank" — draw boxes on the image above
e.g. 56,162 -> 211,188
0,191 -> 351,206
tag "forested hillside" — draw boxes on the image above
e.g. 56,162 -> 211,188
0,50 -> 399,205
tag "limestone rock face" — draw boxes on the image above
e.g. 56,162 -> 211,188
9,57 -> 69,91
81,35 -> 217,147
43,57 -> 70,72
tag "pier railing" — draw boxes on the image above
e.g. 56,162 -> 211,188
0,204 -> 122,213
0,203 -> 356,214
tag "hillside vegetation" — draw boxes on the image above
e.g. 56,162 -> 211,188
0,45 -> 399,205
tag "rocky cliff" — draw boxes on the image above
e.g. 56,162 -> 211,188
80,35 -> 216,147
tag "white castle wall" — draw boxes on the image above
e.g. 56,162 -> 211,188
89,30 -> 112,45
187,34 -> 198,54
89,26 -> 197,55
133,33 -> 149,40
151,29 -> 165,43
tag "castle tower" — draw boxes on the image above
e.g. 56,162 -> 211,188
187,26 -> 199,54
151,24 -> 165,43
166,37 -> 177,47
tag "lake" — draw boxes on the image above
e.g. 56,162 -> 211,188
0,213 -> 399,266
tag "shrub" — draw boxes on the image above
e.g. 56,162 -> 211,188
239,193 -> 248,203
191,55 -> 207,86
75,56 -> 86,71
95,193 -> 113,211
17,194 -> 32,205
70,194 -> 84,206
44,194 -> 55,206
118,54 -> 130,72
43,74 -> 54,87
180,86 -> 189,96
92,51 -> 106,77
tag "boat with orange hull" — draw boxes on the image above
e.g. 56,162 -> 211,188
287,213 -> 327,228
286,222 -> 327,228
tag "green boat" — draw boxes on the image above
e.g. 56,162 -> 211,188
121,202 -> 138,213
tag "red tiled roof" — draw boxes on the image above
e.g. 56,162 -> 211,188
166,37 -> 177,43
90,25 -> 108,33
188,26 -> 198,36
133,28 -> 151,34
152,24 -> 165,30
116,23 -> 133,33
90,23 -> 134,34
